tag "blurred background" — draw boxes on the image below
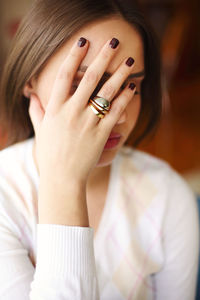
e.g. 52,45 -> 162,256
0,0 -> 200,194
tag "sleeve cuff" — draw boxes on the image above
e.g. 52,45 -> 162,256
35,224 -> 95,278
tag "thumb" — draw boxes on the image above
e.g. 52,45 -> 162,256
29,93 -> 44,134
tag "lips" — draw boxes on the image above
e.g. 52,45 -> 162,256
104,132 -> 121,150
108,132 -> 121,139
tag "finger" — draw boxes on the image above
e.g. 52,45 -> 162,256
83,103 -> 103,127
73,37 -> 120,108
96,57 -> 135,101
84,82 -> 136,129
100,82 -> 136,130
29,93 -> 45,134
47,37 -> 89,113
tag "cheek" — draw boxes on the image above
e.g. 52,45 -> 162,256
34,60 -> 62,110
35,75 -> 55,109
126,96 -> 141,130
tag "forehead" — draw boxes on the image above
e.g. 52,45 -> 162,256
49,17 -> 144,75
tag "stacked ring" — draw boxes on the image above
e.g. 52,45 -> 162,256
88,96 -> 111,119
88,102 -> 105,119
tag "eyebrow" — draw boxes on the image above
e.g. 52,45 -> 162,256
77,65 -> 145,80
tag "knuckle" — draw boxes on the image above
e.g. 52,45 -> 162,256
112,103 -> 124,115
58,67 -> 72,81
70,50 -> 80,59
101,83 -> 115,99
101,48 -> 111,60
118,68 -> 127,79
122,92 -> 131,104
84,69 -> 98,84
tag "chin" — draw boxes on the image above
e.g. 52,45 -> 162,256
96,147 -> 119,168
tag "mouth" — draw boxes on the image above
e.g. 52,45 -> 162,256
104,132 -> 122,150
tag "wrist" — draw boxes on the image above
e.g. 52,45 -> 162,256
38,178 -> 89,226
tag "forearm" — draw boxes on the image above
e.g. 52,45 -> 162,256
29,179 -> 99,300
38,177 -> 89,227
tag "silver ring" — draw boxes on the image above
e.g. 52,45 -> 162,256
93,96 -> 110,111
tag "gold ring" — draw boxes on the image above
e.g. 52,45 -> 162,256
88,102 -> 105,119
89,99 -> 108,114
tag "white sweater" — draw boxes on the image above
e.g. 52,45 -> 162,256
0,138 -> 199,300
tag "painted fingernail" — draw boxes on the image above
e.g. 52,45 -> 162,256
109,38 -> 119,49
128,83 -> 136,90
78,37 -> 87,47
126,57 -> 135,67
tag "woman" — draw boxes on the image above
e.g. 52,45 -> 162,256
0,0 -> 199,299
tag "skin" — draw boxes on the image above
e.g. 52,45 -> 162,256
24,16 -> 144,230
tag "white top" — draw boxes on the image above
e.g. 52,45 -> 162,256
0,138 -> 199,300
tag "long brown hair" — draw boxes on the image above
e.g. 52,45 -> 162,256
0,0 -> 161,148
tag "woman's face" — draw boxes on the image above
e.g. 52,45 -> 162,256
26,17 -> 144,167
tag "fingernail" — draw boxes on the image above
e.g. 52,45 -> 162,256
126,57 -> 134,67
78,37 -> 87,47
109,38 -> 119,49
128,83 -> 136,90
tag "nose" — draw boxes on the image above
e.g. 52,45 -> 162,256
116,110 -> 126,124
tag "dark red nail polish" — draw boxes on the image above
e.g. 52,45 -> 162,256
109,38 -> 119,49
128,83 -> 136,90
126,57 -> 134,67
78,37 -> 87,47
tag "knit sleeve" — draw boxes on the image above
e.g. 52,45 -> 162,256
0,209 -> 99,299
30,224 -> 99,299
0,211 -> 35,299
152,169 -> 199,300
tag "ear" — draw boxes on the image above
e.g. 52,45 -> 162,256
23,79 -> 35,98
